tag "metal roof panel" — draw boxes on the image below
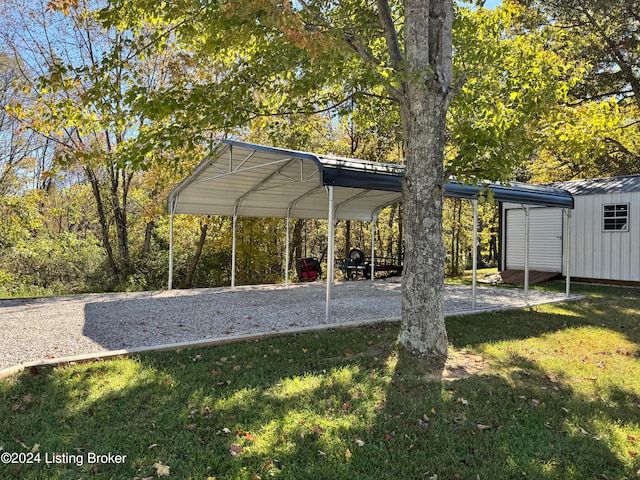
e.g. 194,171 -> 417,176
549,175 -> 640,196
168,141 -> 574,219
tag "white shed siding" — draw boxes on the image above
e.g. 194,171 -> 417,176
566,193 -> 640,281
505,206 -> 563,272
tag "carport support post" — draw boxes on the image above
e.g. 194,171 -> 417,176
564,209 -> 572,298
326,186 -> 335,323
285,215 -> 291,285
231,213 -> 237,287
524,205 -> 530,306
472,199 -> 478,309
370,213 -> 377,281
168,200 -> 175,290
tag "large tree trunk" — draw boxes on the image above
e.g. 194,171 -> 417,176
396,0 -> 455,363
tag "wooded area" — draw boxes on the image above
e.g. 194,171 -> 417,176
1,0 -> 637,359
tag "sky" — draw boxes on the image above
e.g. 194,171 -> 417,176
483,0 -> 502,8
461,0 -> 502,8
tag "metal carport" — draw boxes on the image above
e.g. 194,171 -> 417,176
167,140 -> 574,321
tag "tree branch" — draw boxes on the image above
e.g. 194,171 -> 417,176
604,136 -> 635,157
297,0 -> 405,103
376,0 -> 404,71
567,87 -> 633,106
246,92 -> 357,119
445,72 -> 466,109
579,6 -> 640,110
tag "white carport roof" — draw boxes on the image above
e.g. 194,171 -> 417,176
168,140 -> 404,221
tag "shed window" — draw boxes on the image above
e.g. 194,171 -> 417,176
603,203 -> 629,231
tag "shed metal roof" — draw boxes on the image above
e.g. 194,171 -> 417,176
167,140 -> 573,220
446,180 -> 574,208
549,175 -> 640,196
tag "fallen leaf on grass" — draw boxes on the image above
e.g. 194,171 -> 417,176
187,424 -> 197,431
153,461 -> 170,477
31,444 -> 39,453
355,439 -> 365,447
629,435 -> 637,442
229,444 -> 244,457
345,448 -> 352,460
457,397 -> 469,406
310,424 -> 324,435
476,424 -> 496,431
148,444 -> 159,449
629,451 -> 638,457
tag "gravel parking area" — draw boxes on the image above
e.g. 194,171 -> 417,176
0,280 -> 574,371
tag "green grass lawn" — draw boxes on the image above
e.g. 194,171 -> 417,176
2,282 -> 640,479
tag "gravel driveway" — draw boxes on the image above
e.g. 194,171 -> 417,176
0,280 -> 572,370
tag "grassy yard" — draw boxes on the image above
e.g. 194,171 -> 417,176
1,282 -> 640,479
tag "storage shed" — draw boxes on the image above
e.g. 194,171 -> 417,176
501,175 -> 640,284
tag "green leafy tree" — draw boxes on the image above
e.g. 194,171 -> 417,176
0,53 -> 54,196
449,3 -> 579,180
517,0 -> 640,179
3,0 -> 195,281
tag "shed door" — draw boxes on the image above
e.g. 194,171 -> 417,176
505,207 -> 563,272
